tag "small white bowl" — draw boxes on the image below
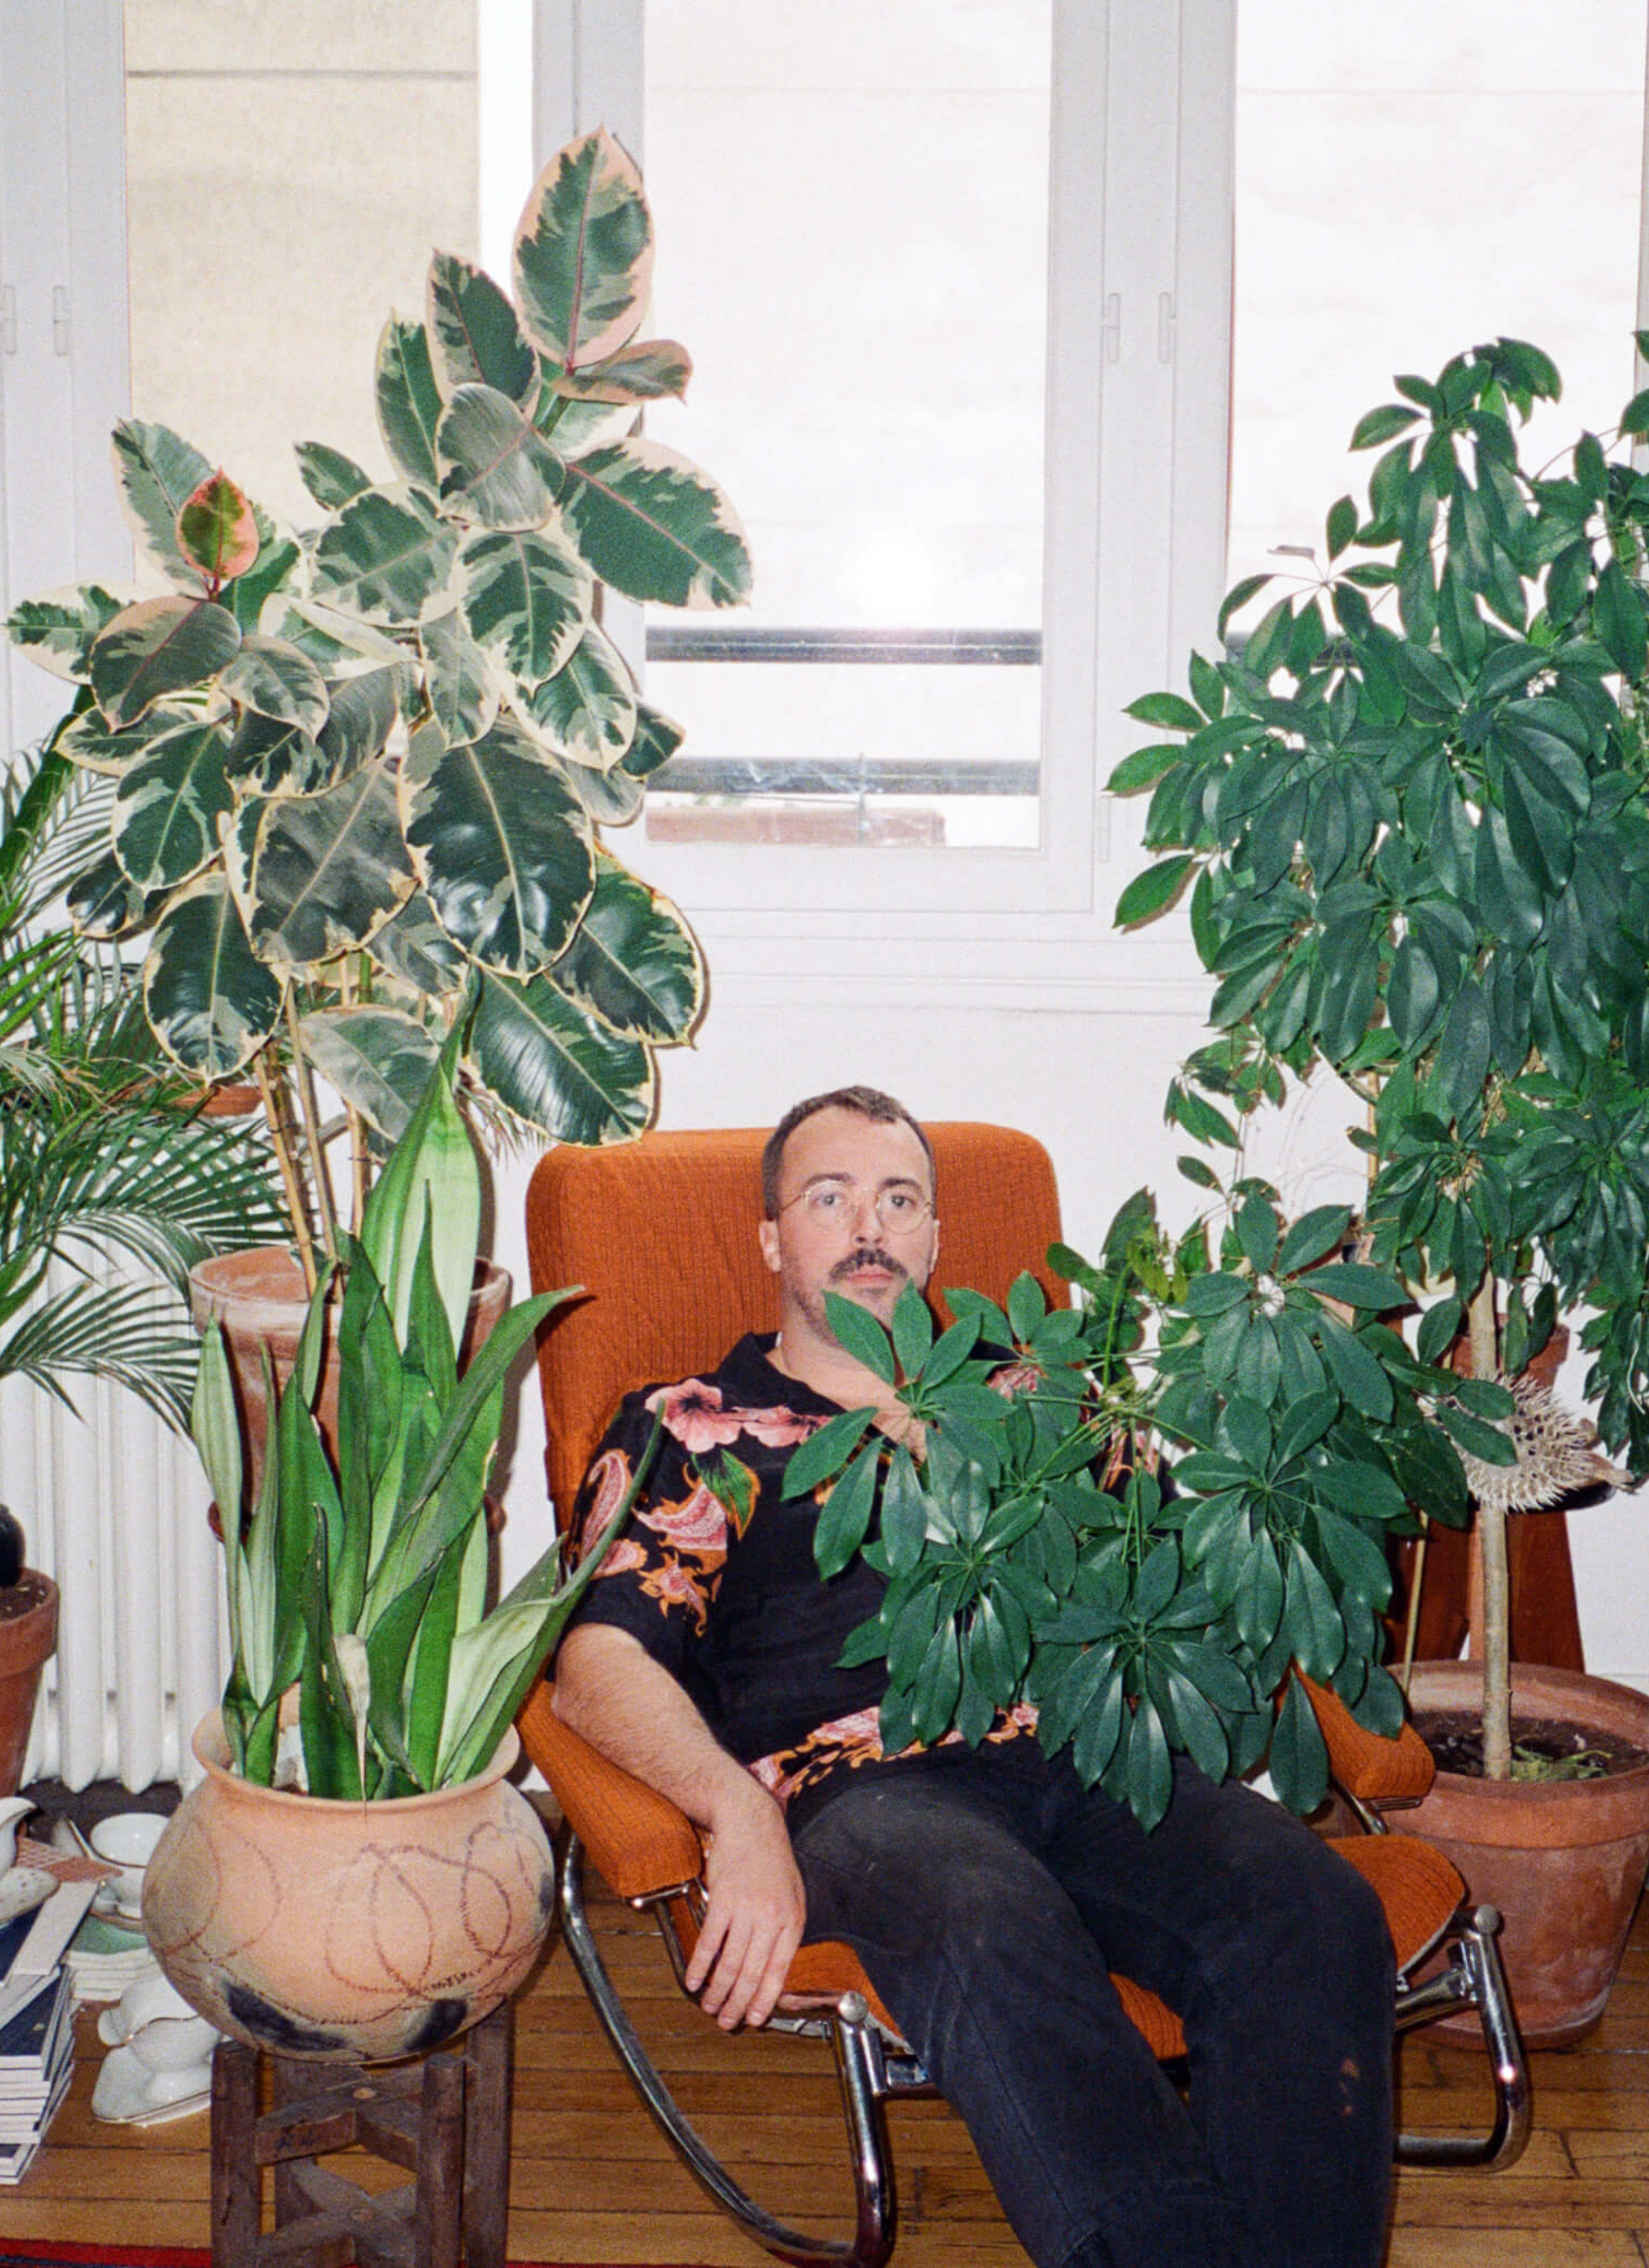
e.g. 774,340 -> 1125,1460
89,1812 -> 168,1915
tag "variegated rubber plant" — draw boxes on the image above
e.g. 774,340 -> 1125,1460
5,128 -> 748,1285
192,1032 -> 658,1797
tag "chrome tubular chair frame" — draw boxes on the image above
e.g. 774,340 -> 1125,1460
1393,1902 -> 1531,2169
559,1832 -> 927,2268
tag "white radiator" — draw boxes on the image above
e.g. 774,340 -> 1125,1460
0,1355 -> 227,1792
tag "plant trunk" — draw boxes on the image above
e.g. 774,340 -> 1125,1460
1468,1279 -> 1512,1779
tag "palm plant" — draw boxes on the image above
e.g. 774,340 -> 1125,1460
0,742 -> 286,1421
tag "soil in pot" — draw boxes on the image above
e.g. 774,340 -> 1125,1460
1420,1709 -> 1649,1782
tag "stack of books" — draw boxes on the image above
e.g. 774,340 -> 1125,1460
0,1852 -> 98,2182
65,1910 -> 158,2008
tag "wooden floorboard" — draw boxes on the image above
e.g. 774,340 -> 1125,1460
3,1878 -> 1649,2263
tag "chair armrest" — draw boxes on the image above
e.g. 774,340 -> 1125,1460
1297,1670 -> 1436,1806
517,1677 -> 705,1900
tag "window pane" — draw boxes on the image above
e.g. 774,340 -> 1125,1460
1231,2 -> 1648,592
640,1 -> 1052,850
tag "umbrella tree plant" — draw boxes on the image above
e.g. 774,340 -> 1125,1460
5,127 -> 748,1287
1110,335 -> 1649,1779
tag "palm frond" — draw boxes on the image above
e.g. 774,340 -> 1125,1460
0,1279 -> 198,1426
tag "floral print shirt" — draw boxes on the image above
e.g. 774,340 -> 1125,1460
563,1332 -> 1033,1822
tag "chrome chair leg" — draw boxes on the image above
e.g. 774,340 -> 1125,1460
1394,1904 -> 1531,2170
559,1832 -> 901,2268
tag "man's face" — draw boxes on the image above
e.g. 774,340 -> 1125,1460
759,1107 -> 939,1344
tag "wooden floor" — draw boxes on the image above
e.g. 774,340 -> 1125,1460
5,1871 -> 1649,2266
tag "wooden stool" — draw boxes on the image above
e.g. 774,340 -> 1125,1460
208,1997 -> 511,2268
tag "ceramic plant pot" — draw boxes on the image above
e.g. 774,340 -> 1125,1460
1395,1658 -> 1649,2046
0,1572 -> 57,1797
142,1713 -> 554,2063
188,1249 -> 511,1530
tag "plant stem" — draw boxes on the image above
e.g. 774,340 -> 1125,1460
1468,1276 -> 1512,1779
253,1050 -> 318,1293
284,994 -> 339,1264
337,959 -> 370,1236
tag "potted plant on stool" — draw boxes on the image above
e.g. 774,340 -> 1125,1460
142,1034 -> 652,2063
1112,335 -> 1649,2041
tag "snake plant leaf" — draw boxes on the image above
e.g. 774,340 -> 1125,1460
175,470 -> 262,589
518,619 -> 637,770
557,438 -> 752,609
314,662 -> 409,781
559,754 -> 644,826
458,526 -> 591,685
4,583 -> 130,681
417,610 -> 500,748
552,337 -> 693,404
370,889 -> 470,996
248,758 -> 416,970
469,968 -> 654,1143
359,1029 -> 480,1350
402,714 -> 594,974
216,635 -> 330,735
111,715 -> 237,891
298,1005 -> 440,1142
224,709 -> 330,799
89,597 -> 243,728
513,126 -> 653,372
109,420 -> 214,582
375,315 -> 444,487
295,440 -> 374,511
143,871 -> 284,1077
312,485 -> 459,625
436,384 -> 563,531
426,250 -> 539,405
66,849 -> 162,939
550,852 -> 704,1042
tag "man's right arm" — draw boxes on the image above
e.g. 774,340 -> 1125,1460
553,1621 -> 806,2032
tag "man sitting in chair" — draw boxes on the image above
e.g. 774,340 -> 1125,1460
552,1085 -> 1395,2268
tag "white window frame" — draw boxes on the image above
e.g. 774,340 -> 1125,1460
534,0 -> 1236,964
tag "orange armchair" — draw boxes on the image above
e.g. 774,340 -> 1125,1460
516,1124 -> 1529,2268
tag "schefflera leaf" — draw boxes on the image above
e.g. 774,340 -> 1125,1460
436,385 -> 563,531
312,485 -> 458,625
298,1005 -> 440,1142
513,126 -> 653,372
469,968 -> 654,1145
551,850 -> 705,1043
144,870 -> 284,1078
175,469 -> 261,589
426,251 -> 539,405
558,438 -> 752,609
89,595 -> 243,727
247,758 -> 416,970
401,712 -> 594,975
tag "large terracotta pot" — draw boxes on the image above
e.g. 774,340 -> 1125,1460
188,1249 -> 511,1528
0,1573 -> 57,1797
1395,1659 -> 1649,2046
143,1713 -> 554,2063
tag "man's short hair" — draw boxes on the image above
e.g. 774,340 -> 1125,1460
761,1086 -> 936,1216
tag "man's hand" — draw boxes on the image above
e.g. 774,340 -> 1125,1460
688,1773 -> 807,2030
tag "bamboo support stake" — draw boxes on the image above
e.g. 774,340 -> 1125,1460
253,1052 -> 318,1295
284,996 -> 339,1264
337,959 -> 371,1237
1468,1276 -> 1512,1778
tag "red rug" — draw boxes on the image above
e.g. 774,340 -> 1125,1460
0,2247 -> 678,2267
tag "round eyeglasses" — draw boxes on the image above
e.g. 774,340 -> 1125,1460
777,1181 -> 934,1235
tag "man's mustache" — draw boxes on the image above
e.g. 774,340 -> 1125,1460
831,1249 -> 907,1282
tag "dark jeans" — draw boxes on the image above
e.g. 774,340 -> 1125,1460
791,1742 -> 1394,2268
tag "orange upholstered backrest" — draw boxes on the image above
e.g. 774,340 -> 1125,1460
525,1122 -> 1064,1526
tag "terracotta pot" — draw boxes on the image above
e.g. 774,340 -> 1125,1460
142,1713 -> 554,2063
0,1573 -> 58,1797
188,1249 -> 512,1529
1395,1659 -> 1649,2045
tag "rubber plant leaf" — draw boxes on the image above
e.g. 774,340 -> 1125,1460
142,872 -> 284,1080
175,470 -> 261,590
556,439 -> 752,610
548,851 -> 704,1044
467,970 -> 655,1144
89,597 -> 242,729
109,421 -> 214,583
426,249 -> 540,405
513,126 -> 653,372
